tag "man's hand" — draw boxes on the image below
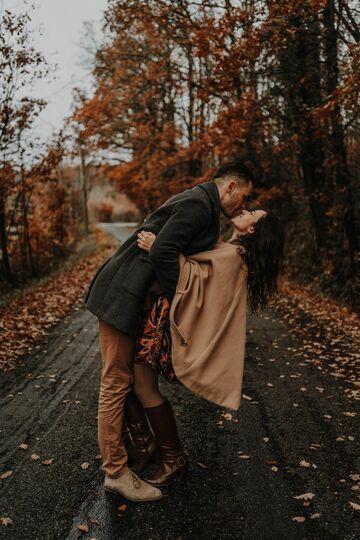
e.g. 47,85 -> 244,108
137,231 -> 157,253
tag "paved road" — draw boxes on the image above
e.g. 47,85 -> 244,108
0,225 -> 358,540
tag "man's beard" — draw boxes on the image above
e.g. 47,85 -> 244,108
220,206 -> 233,219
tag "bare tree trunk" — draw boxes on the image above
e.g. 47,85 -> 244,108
323,0 -> 358,281
79,145 -> 89,234
276,3 -> 329,272
20,164 -> 36,276
0,193 -> 14,284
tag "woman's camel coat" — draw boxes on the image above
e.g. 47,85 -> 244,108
168,241 -> 248,410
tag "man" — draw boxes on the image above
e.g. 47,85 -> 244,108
85,160 -> 254,501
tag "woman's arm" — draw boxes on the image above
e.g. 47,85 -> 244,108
137,231 -> 157,252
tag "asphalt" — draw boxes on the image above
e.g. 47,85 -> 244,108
0,224 -> 359,540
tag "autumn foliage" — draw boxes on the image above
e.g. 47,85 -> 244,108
0,9 -> 85,289
1,2 -> 359,308
73,0 -> 360,305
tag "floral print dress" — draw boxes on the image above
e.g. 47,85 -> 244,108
134,294 -> 179,384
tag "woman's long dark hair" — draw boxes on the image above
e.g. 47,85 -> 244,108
231,213 -> 285,313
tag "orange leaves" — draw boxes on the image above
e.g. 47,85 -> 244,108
271,278 -> 360,405
0,230 -> 117,371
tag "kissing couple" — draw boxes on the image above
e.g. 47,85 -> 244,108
85,160 -> 284,502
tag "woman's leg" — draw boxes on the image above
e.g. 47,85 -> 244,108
133,362 -> 187,487
133,362 -> 165,408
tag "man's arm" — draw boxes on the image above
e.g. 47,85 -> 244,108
147,199 -> 210,297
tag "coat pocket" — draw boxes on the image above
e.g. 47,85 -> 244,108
169,289 -> 189,346
120,254 -> 154,298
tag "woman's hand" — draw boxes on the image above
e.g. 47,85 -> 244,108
137,230 -> 157,253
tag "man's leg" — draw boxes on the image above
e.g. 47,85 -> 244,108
98,319 -> 134,478
97,319 -> 163,501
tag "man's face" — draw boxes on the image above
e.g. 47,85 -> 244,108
220,180 -> 253,219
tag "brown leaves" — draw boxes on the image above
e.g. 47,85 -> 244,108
0,516 -> 13,526
41,458 -> 54,466
0,470 -> 12,479
0,230 -> 116,372
238,452 -> 251,460
78,517 -> 100,534
293,492 -> 315,502
272,279 -> 360,404
292,516 -> 306,523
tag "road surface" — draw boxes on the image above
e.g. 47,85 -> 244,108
0,224 -> 358,540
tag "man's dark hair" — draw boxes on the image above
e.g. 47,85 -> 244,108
212,160 -> 255,186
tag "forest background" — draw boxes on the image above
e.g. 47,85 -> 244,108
1,0 -> 359,318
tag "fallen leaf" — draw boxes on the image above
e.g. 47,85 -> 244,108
118,504 -> 127,512
299,460 -> 311,468
0,516 -> 13,526
19,443 -> 28,450
310,513 -> 321,519
81,462 -> 90,470
78,524 -> 89,533
271,466 -> 278,472
89,518 -> 99,525
293,492 -> 315,501
41,458 -> 54,466
292,516 -> 305,523
349,501 -> 360,510
31,454 -> 41,461
342,411 -> 356,417
0,470 -> 12,479
196,462 -> 208,469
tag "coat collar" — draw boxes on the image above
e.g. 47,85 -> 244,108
197,181 -> 221,214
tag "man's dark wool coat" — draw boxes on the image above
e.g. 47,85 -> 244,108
85,181 -> 221,339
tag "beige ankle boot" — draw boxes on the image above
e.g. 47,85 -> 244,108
104,468 -> 163,502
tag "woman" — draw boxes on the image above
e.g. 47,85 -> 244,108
132,209 -> 284,487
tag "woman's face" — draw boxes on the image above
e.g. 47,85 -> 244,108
230,209 -> 267,234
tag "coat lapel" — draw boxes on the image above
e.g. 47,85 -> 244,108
197,181 -> 221,214
197,181 -> 221,245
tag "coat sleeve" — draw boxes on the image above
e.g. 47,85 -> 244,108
148,199 -> 211,297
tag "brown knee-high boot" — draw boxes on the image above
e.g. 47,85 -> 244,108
143,399 -> 188,486
124,391 -> 158,475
